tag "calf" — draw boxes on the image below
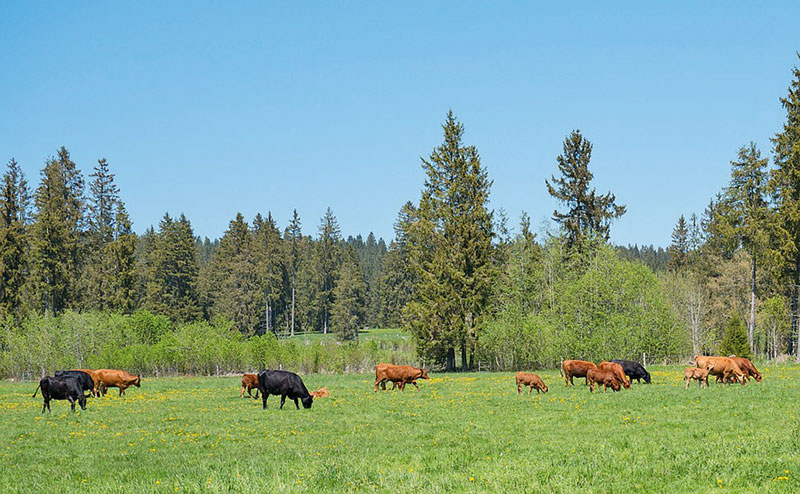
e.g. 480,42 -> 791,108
258,370 -> 313,410
515,372 -> 548,394
586,367 -> 621,393
55,370 -> 97,398
685,366 -> 712,389
241,373 -> 259,398
374,364 -> 429,392
560,360 -> 597,386
694,356 -> 746,385
598,362 -> 631,389
95,369 -> 141,396
309,387 -> 329,398
609,359 -> 651,384
32,376 -> 87,413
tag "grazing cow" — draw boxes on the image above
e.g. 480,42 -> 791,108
258,370 -> 313,410
241,373 -> 259,399
32,376 -> 87,413
694,356 -> 746,385
560,360 -> 597,386
609,359 -> 651,384
374,364 -> 429,392
685,366 -> 713,389
724,357 -> 762,383
309,387 -> 329,398
586,367 -> 622,393
598,362 -> 631,389
515,372 -> 548,394
94,369 -> 141,396
54,370 -> 97,398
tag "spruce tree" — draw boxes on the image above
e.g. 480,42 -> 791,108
719,312 -> 751,359
331,248 -> 366,341
667,215 -> 689,271
107,203 -> 137,313
545,130 -> 626,249
253,212 -> 284,334
284,209 -> 302,336
27,147 -> 85,315
769,54 -> 800,357
405,111 -> 494,371
316,207 -> 341,334
0,158 -> 30,317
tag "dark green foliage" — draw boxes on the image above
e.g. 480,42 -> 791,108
316,207 -> 342,334
404,111 -> 495,370
284,209 -> 303,336
545,130 -> 626,249
331,248 -> 366,341
0,159 -> 30,317
253,212 -> 284,334
719,312 -> 751,359
615,244 -> 669,272
27,147 -> 84,315
667,215 -> 689,271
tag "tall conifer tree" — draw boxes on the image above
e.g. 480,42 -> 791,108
0,158 -> 30,317
316,207 -> 341,334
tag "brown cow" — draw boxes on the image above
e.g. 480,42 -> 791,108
95,369 -> 141,397
586,367 -> 621,393
598,361 -> 631,389
685,366 -> 713,389
515,372 -> 548,394
73,369 -> 101,397
241,373 -> 259,398
694,356 -> 746,385
716,357 -> 762,383
560,360 -> 597,386
309,387 -> 329,398
374,364 -> 429,392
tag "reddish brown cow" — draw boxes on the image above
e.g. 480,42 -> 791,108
73,369 -> 101,397
694,356 -> 746,385
515,372 -> 548,394
95,369 -> 141,397
598,361 -> 631,389
241,373 -> 259,398
374,364 -> 429,392
309,387 -> 330,398
716,357 -> 762,383
685,366 -> 712,389
586,367 -> 621,393
560,360 -> 597,386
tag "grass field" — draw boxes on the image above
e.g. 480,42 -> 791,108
1,365 -> 799,493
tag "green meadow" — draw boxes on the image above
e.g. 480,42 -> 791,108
1,365 -> 799,493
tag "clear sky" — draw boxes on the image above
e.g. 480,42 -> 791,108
1,3 -> 799,246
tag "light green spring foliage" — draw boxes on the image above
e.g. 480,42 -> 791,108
482,241 -> 686,369
1,367 -> 798,493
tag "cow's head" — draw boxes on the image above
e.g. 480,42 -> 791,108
134,375 -> 141,387
419,368 -> 429,380
608,377 -> 621,391
540,383 -> 549,393
643,370 -> 652,384
301,395 -> 313,409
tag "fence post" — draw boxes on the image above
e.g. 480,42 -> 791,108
478,361 -> 481,373
643,352 -> 647,368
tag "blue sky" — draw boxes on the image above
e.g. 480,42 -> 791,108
1,3 -> 798,246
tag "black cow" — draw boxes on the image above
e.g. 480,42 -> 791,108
32,376 -> 87,413
610,359 -> 651,384
257,370 -> 313,410
55,370 -> 96,397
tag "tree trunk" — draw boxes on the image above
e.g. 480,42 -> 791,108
446,347 -> 456,372
749,257 -> 756,354
290,285 -> 295,337
461,344 -> 468,372
790,260 -> 799,357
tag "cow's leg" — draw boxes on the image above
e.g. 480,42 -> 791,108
69,397 -> 76,412
41,399 -> 47,413
80,395 -> 87,410
293,398 -> 299,410
516,380 -> 522,394
280,395 -> 286,410
241,386 -> 245,399
412,381 -> 421,392
262,393 -> 269,409
253,388 -> 259,399
119,385 -> 126,396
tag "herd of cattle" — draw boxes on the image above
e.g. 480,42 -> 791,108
31,355 -> 762,413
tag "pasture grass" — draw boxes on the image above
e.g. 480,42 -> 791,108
1,365 -> 799,493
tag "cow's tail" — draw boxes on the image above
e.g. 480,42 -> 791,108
32,383 -> 41,398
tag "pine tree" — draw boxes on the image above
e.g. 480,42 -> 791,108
27,147 -> 85,315
545,130 -> 626,249
201,213 -> 260,333
724,143 -> 770,352
253,212 -> 284,334
331,248 -> 366,341
316,207 -> 341,334
769,54 -> 800,357
405,111 -> 495,371
719,312 -> 751,359
284,209 -> 302,336
144,213 -> 201,322
0,158 -> 30,317
667,215 -> 689,271
106,204 -> 137,313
